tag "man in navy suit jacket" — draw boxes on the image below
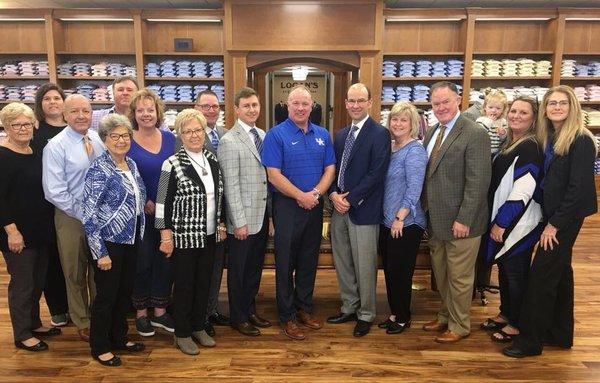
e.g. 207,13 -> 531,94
327,83 -> 391,337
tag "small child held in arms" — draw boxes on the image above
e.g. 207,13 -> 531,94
476,89 -> 509,156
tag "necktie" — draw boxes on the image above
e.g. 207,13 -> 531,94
249,127 -> 263,154
83,134 -> 94,160
422,125 -> 446,211
210,130 -> 219,151
338,125 -> 359,192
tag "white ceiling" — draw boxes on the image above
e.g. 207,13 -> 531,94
0,0 -> 598,8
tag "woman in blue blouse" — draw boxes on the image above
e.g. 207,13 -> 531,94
378,102 -> 428,334
127,89 -> 177,337
83,114 -> 146,367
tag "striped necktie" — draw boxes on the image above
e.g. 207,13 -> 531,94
210,129 -> 219,151
249,127 -> 263,154
83,134 -> 94,160
338,125 -> 359,192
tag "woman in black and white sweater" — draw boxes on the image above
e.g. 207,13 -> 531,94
155,108 -> 226,355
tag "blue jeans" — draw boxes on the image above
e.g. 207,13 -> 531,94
132,214 -> 172,310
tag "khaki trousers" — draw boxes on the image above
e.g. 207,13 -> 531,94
428,235 -> 481,336
54,209 -> 96,330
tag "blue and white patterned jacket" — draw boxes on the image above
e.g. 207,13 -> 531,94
83,150 -> 146,260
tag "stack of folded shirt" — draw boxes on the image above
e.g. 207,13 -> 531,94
145,63 -> 161,77
382,60 -> 397,77
516,59 -> 536,77
92,86 -> 111,102
160,60 -> 177,77
587,85 -> 600,101
561,59 -> 577,77
75,84 -> 96,99
211,84 -> 225,101
209,61 -> 224,78
216,110 -> 226,128
394,86 -> 412,102
57,63 -> 74,76
447,59 -> 464,77
91,63 -> 108,77
431,61 -> 447,77
5,86 -> 23,101
484,59 -> 502,77
501,59 -> 519,77
576,64 -> 590,77
469,89 -> 485,103
590,62 -> 600,76
38,61 -> 49,77
176,61 -> 192,77
122,65 -> 136,77
415,60 -> 432,77
73,63 -> 92,77
191,61 -> 208,78
164,109 -> 178,129
147,84 -> 162,98
177,85 -> 194,102
424,109 -> 438,127
193,84 -> 210,99
471,59 -> 485,77
398,61 -> 415,77
413,84 -> 430,102
0,85 -> 6,101
583,108 -> 600,126
381,86 -> 396,102
573,86 -> 588,101
22,85 -> 37,102
161,85 -> 179,102
18,61 -> 37,77
535,60 -> 552,77
2,62 -> 20,76
380,109 -> 391,127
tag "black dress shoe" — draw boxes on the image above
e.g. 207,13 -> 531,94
386,320 -> 411,334
32,327 -> 61,336
327,312 -> 357,324
93,354 -> 122,367
232,322 -> 260,336
249,314 -> 272,328
114,342 -> 145,352
15,340 -> 48,352
502,345 -> 542,358
353,320 -> 372,337
378,318 -> 394,329
204,321 -> 216,337
209,312 -> 230,326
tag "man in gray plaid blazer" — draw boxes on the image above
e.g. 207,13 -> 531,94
421,82 -> 491,343
217,87 -> 271,337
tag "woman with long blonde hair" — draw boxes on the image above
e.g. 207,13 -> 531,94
504,85 -> 598,358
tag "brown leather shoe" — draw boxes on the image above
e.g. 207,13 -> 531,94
297,310 -> 322,330
282,321 -> 305,340
422,319 -> 448,332
435,330 -> 468,343
78,328 -> 90,342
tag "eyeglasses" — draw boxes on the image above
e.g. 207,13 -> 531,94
180,129 -> 204,138
547,100 -> 569,108
108,133 -> 132,142
9,122 -> 34,131
196,104 -> 220,112
345,99 -> 369,106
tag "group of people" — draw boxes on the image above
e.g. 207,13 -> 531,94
0,75 -> 596,367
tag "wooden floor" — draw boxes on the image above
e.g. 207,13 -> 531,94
1,215 -> 599,382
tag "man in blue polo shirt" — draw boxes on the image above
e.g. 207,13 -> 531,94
262,85 -> 336,341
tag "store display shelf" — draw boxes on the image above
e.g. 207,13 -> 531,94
144,52 -> 223,57
58,76 -> 119,80
470,76 -> 551,80
145,76 -> 224,82
0,76 -> 49,80
384,52 -> 464,56
382,76 -> 463,82
55,51 -> 135,55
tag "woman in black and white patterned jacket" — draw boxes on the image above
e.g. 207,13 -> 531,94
155,108 -> 226,355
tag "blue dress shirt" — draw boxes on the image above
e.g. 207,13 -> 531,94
42,126 -> 105,221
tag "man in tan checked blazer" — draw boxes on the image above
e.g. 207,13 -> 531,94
421,82 -> 491,343
217,87 -> 272,337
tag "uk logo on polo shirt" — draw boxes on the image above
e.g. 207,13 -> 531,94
315,138 -> 325,146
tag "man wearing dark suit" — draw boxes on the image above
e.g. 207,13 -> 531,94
309,101 -> 322,125
217,87 -> 272,337
421,81 -> 491,343
327,83 -> 391,337
194,89 -> 229,335
274,101 -> 288,125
